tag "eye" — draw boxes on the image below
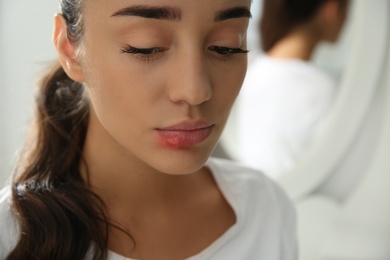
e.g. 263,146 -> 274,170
208,46 -> 249,59
121,45 -> 167,62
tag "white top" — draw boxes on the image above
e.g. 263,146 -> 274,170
236,56 -> 337,179
0,158 -> 297,260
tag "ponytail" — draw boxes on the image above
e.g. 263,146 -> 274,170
6,62 -> 109,260
260,0 -> 327,52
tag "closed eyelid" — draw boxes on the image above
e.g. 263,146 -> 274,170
209,46 -> 249,54
121,46 -> 166,54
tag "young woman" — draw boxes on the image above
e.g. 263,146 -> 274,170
236,0 -> 349,179
0,0 -> 297,259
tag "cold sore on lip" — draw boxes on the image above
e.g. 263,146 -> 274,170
156,125 -> 214,148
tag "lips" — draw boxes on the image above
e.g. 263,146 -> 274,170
156,121 -> 214,148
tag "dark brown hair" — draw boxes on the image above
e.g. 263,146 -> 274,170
260,0 -> 328,52
6,0 -> 113,259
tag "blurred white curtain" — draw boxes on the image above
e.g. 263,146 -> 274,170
277,1 -> 390,259
0,2 -> 7,184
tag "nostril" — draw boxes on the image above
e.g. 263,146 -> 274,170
168,76 -> 212,106
169,85 -> 212,106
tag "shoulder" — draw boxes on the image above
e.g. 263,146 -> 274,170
243,57 -> 336,102
207,158 -> 297,257
0,186 -> 19,258
207,157 -> 272,186
247,56 -> 336,85
244,56 -> 277,84
289,61 -> 337,93
207,157 -> 295,215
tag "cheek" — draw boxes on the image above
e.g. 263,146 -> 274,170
213,59 -> 247,105
83,48 -> 151,105
202,59 -> 247,133
82,58 -> 148,135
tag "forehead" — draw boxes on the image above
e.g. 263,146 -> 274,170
83,0 -> 252,20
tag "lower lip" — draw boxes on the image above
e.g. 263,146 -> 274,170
156,126 -> 213,148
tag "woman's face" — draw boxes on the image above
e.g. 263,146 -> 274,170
77,0 -> 251,175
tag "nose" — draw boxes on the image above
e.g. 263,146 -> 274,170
168,50 -> 212,106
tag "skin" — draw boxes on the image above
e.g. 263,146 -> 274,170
268,0 -> 349,60
54,0 -> 251,258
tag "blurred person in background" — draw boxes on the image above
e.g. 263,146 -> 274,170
237,0 -> 350,179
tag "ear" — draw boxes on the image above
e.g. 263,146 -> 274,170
321,0 -> 347,23
53,13 -> 84,83
318,0 -> 346,42
321,0 -> 339,22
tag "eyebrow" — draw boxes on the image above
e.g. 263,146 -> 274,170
111,5 -> 252,22
215,7 -> 252,22
111,5 -> 182,21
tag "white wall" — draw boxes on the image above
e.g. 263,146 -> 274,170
0,0 -> 59,187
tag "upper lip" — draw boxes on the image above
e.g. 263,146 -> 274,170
157,119 -> 213,131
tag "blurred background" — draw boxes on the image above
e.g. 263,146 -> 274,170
1,0 -> 390,259
0,0 -> 59,185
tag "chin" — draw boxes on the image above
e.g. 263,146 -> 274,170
151,147 -> 214,176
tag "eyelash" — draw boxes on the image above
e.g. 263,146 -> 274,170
121,45 -> 249,62
208,46 -> 249,58
121,46 -> 167,62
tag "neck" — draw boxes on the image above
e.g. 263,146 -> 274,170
267,29 -> 320,61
